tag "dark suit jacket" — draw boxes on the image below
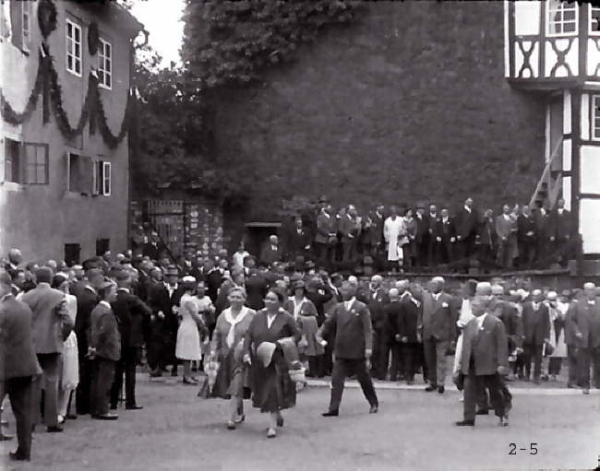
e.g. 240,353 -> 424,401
147,283 -> 182,335
491,300 -> 523,349
495,215 -> 513,241
456,208 -> 479,239
479,218 -> 496,248
517,215 -> 537,242
566,300 -> 600,349
459,314 -> 508,376
398,295 -> 419,343
245,274 -> 268,311
21,283 -> 73,354
368,288 -> 390,332
547,209 -> 572,240
286,227 -> 312,257
415,213 -> 428,244
259,244 -> 283,267
521,302 -> 551,346
420,291 -> 458,342
338,215 -> 360,242
305,287 -> 334,325
0,295 -> 41,380
433,217 -> 457,243
318,299 -> 373,360
112,289 -> 152,349
75,286 -> 99,356
315,212 -> 337,244
89,302 -> 121,361
364,212 -> 384,246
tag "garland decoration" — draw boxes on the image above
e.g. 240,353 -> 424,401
88,21 -> 99,56
1,48 -> 132,149
37,0 -> 58,39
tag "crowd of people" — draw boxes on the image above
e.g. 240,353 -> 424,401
0,230 -> 598,461
232,196 -> 576,274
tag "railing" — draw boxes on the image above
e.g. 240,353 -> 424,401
529,136 -> 563,209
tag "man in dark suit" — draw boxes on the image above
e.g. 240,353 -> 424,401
20,267 -> 73,433
362,205 -> 385,266
432,208 -> 457,266
0,271 -> 41,461
419,277 -> 458,393
393,281 -> 420,384
109,271 -> 152,410
478,209 -> 497,273
517,205 -> 538,269
88,282 -> 120,420
521,289 -> 551,384
259,235 -> 284,268
566,283 -> 600,394
74,269 -> 103,415
314,204 -> 338,267
455,295 -> 509,427
495,205 -> 514,269
414,204 -> 428,268
285,217 -> 312,262
146,266 -> 182,377
547,198 -> 573,267
367,275 -> 390,380
318,282 -> 378,416
425,204 -> 440,267
338,205 -> 361,264
564,293 -> 579,388
455,197 -> 480,267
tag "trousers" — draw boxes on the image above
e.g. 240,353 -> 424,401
1,376 -> 34,458
329,358 -> 378,412
91,358 -> 116,416
423,338 -> 450,387
32,353 -> 61,428
110,346 -> 139,408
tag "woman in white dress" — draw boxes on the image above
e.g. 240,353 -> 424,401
383,206 -> 407,271
52,274 -> 79,425
545,291 -> 568,381
176,277 -> 207,385
192,281 -> 216,367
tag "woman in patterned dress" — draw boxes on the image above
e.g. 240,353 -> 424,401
212,287 -> 255,429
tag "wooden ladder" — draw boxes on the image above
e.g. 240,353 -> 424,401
529,137 -> 564,210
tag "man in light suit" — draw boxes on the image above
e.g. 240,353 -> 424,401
455,294 -> 509,427
0,271 -> 41,461
566,283 -> 600,394
521,289 -> 551,384
495,204 -> 514,269
20,267 -> 73,433
318,281 -> 378,416
419,277 -> 458,393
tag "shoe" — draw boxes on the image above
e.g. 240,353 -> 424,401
321,410 -> 339,417
541,374 -> 549,381
369,404 -> 378,414
476,409 -> 489,416
276,414 -> 284,427
47,425 -> 64,433
425,385 -> 437,392
95,414 -> 119,420
9,451 -> 30,461
58,415 -> 65,425
583,388 -> 590,395
499,415 -> 509,427
183,377 -> 198,385
125,405 -> 143,410
267,428 -> 277,438
171,368 -> 178,377
110,404 -> 118,411
66,414 -> 78,420
226,421 -> 236,430
234,414 -> 245,424
438,386 -> 445,394
455,420 -> 475,426
149,370 -> 163,378
567,382 -> 576,389
0,433 -> 13,441
533,378 -> 541,385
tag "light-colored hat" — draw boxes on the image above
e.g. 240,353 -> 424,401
182,275 -> 196,283
256,342 -> 277,368
546,291 -> 558,301
432,276 -> 445,284
491,284 -> 505,296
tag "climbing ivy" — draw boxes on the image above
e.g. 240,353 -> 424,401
182,0 -> 363,89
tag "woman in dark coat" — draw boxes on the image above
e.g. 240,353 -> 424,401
243,289 -> 301,438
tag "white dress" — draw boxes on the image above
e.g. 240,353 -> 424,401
453,298 -> 475,374
384,216 -> 406,261
176,294 -> 202,361
549,303 -> 567,358
62,294 -> 79,390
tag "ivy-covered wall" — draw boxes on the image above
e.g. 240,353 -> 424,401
213,1 -> 546,220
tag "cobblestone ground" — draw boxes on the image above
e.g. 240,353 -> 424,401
1,375 -> 599,471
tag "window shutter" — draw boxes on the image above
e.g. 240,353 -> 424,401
80,156 -> 93,195
19,142 -> 27,184
9,1 -> 22,49
65,153 -> 72,192
102,161 -> 111,196
92,160 -> 99,195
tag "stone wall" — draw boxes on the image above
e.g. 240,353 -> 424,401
214,1 -> 546,221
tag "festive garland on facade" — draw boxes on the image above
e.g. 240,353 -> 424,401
1,49 -> 133,149
88,21 -> 99,55
37,0 -> 58,39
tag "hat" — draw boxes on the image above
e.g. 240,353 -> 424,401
165,266 -> 179,276
182,275 -> 196,283
546,291 -> 558,301
256,342 -> 277,368
491,285 -> 505,296
292,280 -> 305,290
432,276 -> 445,284
318,195 -> 329,204
115,270 -> 131,281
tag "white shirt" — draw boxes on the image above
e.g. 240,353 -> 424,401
503,214 -> 510,221
476,312 -> 488,330
432,293 -> 441,301
464,206 -> 471,214
266,312 -> 278,329
558,209 -> 564,215
165,282 -> 178,297
344,297 -> 356,311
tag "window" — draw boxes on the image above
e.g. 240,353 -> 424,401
96,238 -> 110,256
66,19 -> 82,76
64,244 -> 81,266
590,6 -> 600,35
98,38 -> 112,89
3,140 -> 48,185
24,143 -> 49,185
67,153 -> 93,194
4,139 -> 23,183
547,0 -> 578,36
592,95 -> 600,141
21,0 -> 31,52
91,159 -> 111,196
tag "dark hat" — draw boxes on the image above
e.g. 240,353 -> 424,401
165,265 -> 179,276
115,270 -> 131,281
318,195 -> 329,203
292,280 -> 306,290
